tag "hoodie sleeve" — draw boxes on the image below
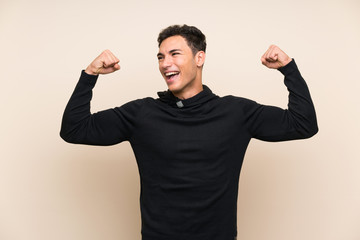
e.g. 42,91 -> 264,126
244,59 -> 318,142
60,71 -> 142,146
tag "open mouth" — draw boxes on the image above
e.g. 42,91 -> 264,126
165,71 -> 180,81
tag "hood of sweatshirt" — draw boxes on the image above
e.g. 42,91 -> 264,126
157,85 -> 218,109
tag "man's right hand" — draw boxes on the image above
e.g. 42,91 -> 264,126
85,50 -> 120,75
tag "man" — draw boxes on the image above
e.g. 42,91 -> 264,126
60,25 -> 318,240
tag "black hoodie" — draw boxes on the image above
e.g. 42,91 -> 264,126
60,59 -> 318,240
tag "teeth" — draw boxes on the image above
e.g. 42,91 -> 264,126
165,72 -> 179,77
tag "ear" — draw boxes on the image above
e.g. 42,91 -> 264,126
195,51 -> 206,67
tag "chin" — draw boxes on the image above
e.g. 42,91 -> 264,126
168,86 -> 180,93
167,81 -> 181,92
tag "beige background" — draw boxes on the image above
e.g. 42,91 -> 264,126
1,0 -> 359,239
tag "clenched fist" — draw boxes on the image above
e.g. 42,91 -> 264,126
85,50 -> 120,75
261,45 -> 292,69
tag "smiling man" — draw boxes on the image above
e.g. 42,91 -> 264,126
157,34 -> 205,99
60,25 -> 318,240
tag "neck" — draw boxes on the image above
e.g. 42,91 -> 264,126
173,83 -> 203,100
173,71 -> 203,99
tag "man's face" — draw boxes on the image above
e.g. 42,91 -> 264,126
157,35 -> 203,98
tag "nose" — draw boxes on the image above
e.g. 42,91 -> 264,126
160,55 -> 173,69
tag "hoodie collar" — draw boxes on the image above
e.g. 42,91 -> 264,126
157,85 -> 217,108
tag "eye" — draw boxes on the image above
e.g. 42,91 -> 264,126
172,52 -> 180,56
157,56 -> 164,61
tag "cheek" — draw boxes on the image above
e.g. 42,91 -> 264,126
178,60 -> 191,72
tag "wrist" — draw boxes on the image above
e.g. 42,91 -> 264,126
283,57 -> 292,67
85,66 -> 99,76
278,58 -> 297,75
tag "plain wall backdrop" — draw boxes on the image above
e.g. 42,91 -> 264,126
1,0 -> 359,239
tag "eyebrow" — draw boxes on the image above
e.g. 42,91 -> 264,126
157,49 -> 182,57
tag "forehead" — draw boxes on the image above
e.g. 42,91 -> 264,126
158,35 -> 191,53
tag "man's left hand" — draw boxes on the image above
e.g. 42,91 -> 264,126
261,45 -> 292,69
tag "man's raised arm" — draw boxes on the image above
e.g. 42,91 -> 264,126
244,45 -> 318,141
60,50 -> 141,146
